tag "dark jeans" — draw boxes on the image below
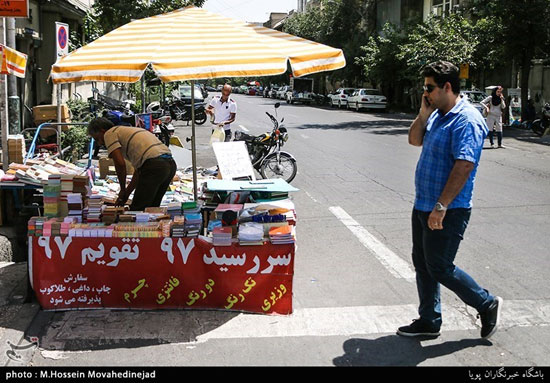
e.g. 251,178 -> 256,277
411,208 -> 494,328
130,156 -> 177,211
488,130 -> 503,146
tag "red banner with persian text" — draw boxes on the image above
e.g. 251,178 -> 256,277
30,237 -> 294,315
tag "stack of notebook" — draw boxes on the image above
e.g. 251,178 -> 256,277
238,222 -> 265,245
102,206 -> 124,224
212,226 -> 233,246
67,193 -> 83,222
43,175 -> 61,217
85,195 -> 103,223
171,216 -> 185,237
269,225 -> 295,244
184,213 -> 202,237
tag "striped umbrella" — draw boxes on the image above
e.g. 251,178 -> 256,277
50,6 -> 345,198
50,6 -> 346,84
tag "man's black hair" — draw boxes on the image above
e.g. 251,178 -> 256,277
421,61 -> 461,94
88,117 -> 114,135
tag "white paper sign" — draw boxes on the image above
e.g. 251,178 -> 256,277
212,141 -> 256,181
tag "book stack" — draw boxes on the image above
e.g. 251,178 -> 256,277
160,220 -> 172,237
43,175 -> 61,217
184,213 -> 202,237
102,206 -> 124,224
72,175 -> 88,196
166,202 -> 181,219
7,135 -> 26,164
269,225 -> 295,245
238,222 -> 265,246
67,193 -> 83,222
85,195 -> 103,223
62,217 -> 77,236
59,175 -> 74,217
28,217 -> 48,236
212,226 -> 233,246
171,216 -> 185,237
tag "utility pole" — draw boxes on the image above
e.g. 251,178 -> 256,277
1,18 -> 9,170
6,17 -> 20,134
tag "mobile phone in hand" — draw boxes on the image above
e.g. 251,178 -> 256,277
424,96 -> 431,107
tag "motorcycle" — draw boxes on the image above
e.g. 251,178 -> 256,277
146,102 -> 176,147
234,103 -> 297,183
531,102 -> 550,137
166,96 -> 207,125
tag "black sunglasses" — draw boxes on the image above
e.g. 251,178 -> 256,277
422,84 -> 439,93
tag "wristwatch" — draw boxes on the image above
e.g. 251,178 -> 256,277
435,202 -> 447,212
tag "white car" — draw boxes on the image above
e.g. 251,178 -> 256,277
329,88 -> 355,108
347,88 -> 387,112
277,85 -> 291,100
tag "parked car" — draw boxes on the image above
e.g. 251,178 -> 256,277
460,90 -> 488,115
178,85 -> 205,104
329,88 -> 355,108
347,88 -> 387,112
239,85 -> 249,94
277,85 -> 291,100
205,85 -> 217,92
216,84 -> 223,91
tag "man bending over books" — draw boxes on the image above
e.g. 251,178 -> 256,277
87,117 -> 177,211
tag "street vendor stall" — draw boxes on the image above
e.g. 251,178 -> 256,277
27,6 -> 346,315
29,179 -> 298,314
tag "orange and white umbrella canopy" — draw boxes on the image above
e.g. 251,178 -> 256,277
50,6 -> 346,84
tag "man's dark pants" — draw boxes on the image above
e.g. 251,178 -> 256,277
411,208 -> 495,328
130,156 -> 177,211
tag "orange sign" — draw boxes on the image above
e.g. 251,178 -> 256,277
0,0 -> 29,18
459,63 -> 469,79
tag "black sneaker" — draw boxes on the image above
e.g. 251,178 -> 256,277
478,296 -> 503,339
397,319 -> 440,337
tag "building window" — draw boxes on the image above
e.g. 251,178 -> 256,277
432,0 -> 459,16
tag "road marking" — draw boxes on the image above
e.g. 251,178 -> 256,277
329,206 -> 416,281
238,125 -> 249,132
304,191 -> 318,203
190,299 -> 550,342
300,134 -> 309,139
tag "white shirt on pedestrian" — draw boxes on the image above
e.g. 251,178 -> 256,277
209,96 -> 237,131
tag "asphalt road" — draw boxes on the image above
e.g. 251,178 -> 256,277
15,92 -> 550,367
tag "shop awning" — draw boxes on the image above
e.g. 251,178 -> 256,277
50,6 -> 346,84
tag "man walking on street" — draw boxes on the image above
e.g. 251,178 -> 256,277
400,61 -> 502,339
206,84 -> 237,142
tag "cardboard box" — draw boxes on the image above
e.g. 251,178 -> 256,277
99,156 -> 134,179
32,104 -> 70,124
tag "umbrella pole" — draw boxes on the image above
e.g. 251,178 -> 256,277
191,80 -> 198,201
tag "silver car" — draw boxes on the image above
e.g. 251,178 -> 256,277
461,90 -> 488,115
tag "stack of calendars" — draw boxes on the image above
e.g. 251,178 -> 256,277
269,225 -> 295,244
212,226 -> 232,246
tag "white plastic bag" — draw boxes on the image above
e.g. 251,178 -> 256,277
210,126 -> 225,145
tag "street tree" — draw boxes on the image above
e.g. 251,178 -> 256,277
283,0 -> 375,87
465,0 -> 550,118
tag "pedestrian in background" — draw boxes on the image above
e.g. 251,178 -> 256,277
482,86 -> 506,148
206,84 -> 237,142
403,61 -> 502,339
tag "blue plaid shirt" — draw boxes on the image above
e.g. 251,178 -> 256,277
414,97 -> 488,212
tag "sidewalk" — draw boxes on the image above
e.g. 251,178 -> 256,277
0,261 -> 40,366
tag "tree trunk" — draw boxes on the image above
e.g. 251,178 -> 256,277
520,52 -> 533,121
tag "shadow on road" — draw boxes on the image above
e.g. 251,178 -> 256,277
332,335 -> 492,366
294,118 -> 412,134
26,309 -> 239,353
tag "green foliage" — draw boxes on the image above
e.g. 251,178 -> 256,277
61,125 -> 90,163
283,0 -> 374,84
397,14 -> 478,82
